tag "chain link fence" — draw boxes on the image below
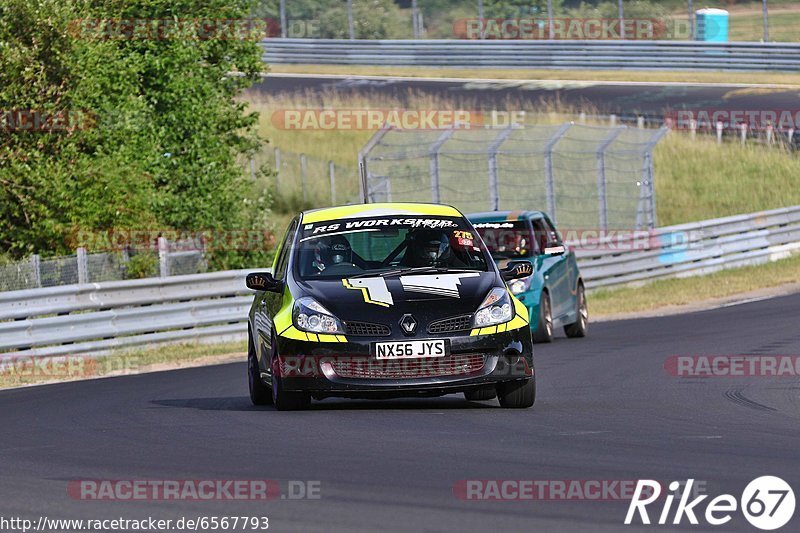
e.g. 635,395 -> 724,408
360,123 -> 668,231
0,241 -> 206,293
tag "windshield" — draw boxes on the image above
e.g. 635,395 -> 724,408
295,215 -> 490,280
473,221 -> 534,259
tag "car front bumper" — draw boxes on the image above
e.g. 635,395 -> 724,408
269,329 -> 534,399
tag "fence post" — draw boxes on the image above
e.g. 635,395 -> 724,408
158,237 -> 169,278
274,147 -> 281,195
328,160 -> 336,205
347,0 -> 355,39
740,123 -> 748,145
358,125 -> 391,203
249,158 -> 256,181
429,129 -> 454,203
543,123 -> 572,223
716,120 -> 724,144
280,0 -> 287,38
30,254 -> 41,288
596,126 -> 625,231
300,153 -> 308,203
487,126 -> 515,211
77,247 -> 88,284
637,116 -> 645,129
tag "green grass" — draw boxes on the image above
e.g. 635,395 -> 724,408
269,65 -> 800,86
590,253 -> 800,317
0,341 -> 245,389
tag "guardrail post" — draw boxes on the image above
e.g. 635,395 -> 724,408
740,123 -> 748,145
158,237 -> 169,278
487,126 -> 515,211
77,247 -> 88,284
543,123 -> 572,223
328,160 -> 336,205
429,129 -> 454,203
300,153 -> 308,203
596,126 -> 625,231
716,120 -> 724,144
30,254 -> 41,288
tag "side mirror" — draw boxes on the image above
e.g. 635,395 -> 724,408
246,272 -> 283,293
501,260 -> 533,281
544,241 -> 566,256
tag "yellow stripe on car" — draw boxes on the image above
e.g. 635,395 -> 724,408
301,202 -> 462,224
469,292 -> 529,336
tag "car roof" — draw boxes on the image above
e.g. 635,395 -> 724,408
467,210 -> 545,223
301,203 -> 463,224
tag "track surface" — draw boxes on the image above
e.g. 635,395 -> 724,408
251,74 -> 800,118
2,292 -> 799,532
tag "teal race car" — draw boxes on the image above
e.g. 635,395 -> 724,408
468,211 -> 588,343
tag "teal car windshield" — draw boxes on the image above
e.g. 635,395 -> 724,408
473,221 -> 534,259
295,215 -> 490,280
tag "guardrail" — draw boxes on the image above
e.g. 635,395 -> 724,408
0,270 -> 253,358
573,205 -> 800,288
260,39 -> 800,71
2,206 -> 799,358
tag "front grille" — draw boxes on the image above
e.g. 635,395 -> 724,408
331,354 -> 486,379
427,314 -> 473,334
344,321 -> 391,336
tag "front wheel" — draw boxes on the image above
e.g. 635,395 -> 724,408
532,291 -> 553,343
497,378 -> 535,408
271,348 -> 311,411
564,283 -> 588,338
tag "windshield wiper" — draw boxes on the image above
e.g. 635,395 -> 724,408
350,266 -> 482,279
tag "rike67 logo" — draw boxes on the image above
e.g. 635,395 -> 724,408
625,477 -> 795,530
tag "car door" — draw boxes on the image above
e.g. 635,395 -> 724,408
256,217 -> 298,361
532,216 -> 571,320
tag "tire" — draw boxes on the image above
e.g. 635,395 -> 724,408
464,387 -> 497,401
248,331 -> 272,406
564,283 -> 588,338
497,378 -> 535,408
532,291 -> 553,343
270,340 -> 311,411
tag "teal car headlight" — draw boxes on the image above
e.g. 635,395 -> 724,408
474,287 -> 513,328
293,296 -> 345,334
509,275 -> 533,295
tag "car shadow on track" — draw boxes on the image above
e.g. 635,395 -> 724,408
150,396 -> 499,411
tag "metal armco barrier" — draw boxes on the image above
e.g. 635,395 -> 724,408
574,205 -> 800,288
260,39 -> 800,71
2,206 -> 799,358
0,270 -> 254,358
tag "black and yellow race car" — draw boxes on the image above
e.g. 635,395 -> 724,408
245,203 -> 535,410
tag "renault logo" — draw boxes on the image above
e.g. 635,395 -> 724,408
399,314 -> 417,335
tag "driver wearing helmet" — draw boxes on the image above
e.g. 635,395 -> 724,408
401,229 -> 453,267
312,235 -> 353,273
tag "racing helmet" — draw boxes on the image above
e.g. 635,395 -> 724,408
405,230 -> 452,266
313,235 -> 353,272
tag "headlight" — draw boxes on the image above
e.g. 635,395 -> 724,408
293,297 -> 345,334
474,287 -> 513,328
509,276 -> 532,295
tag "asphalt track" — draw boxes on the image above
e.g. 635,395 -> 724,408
251,73 -> 800,118
2,291 -> 799,532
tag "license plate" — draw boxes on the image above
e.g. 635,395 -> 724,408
374,340 -> 447,359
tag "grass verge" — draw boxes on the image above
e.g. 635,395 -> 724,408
0,340 -> 246,389
589,253 -> 800,317
268,65 -> 800,87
